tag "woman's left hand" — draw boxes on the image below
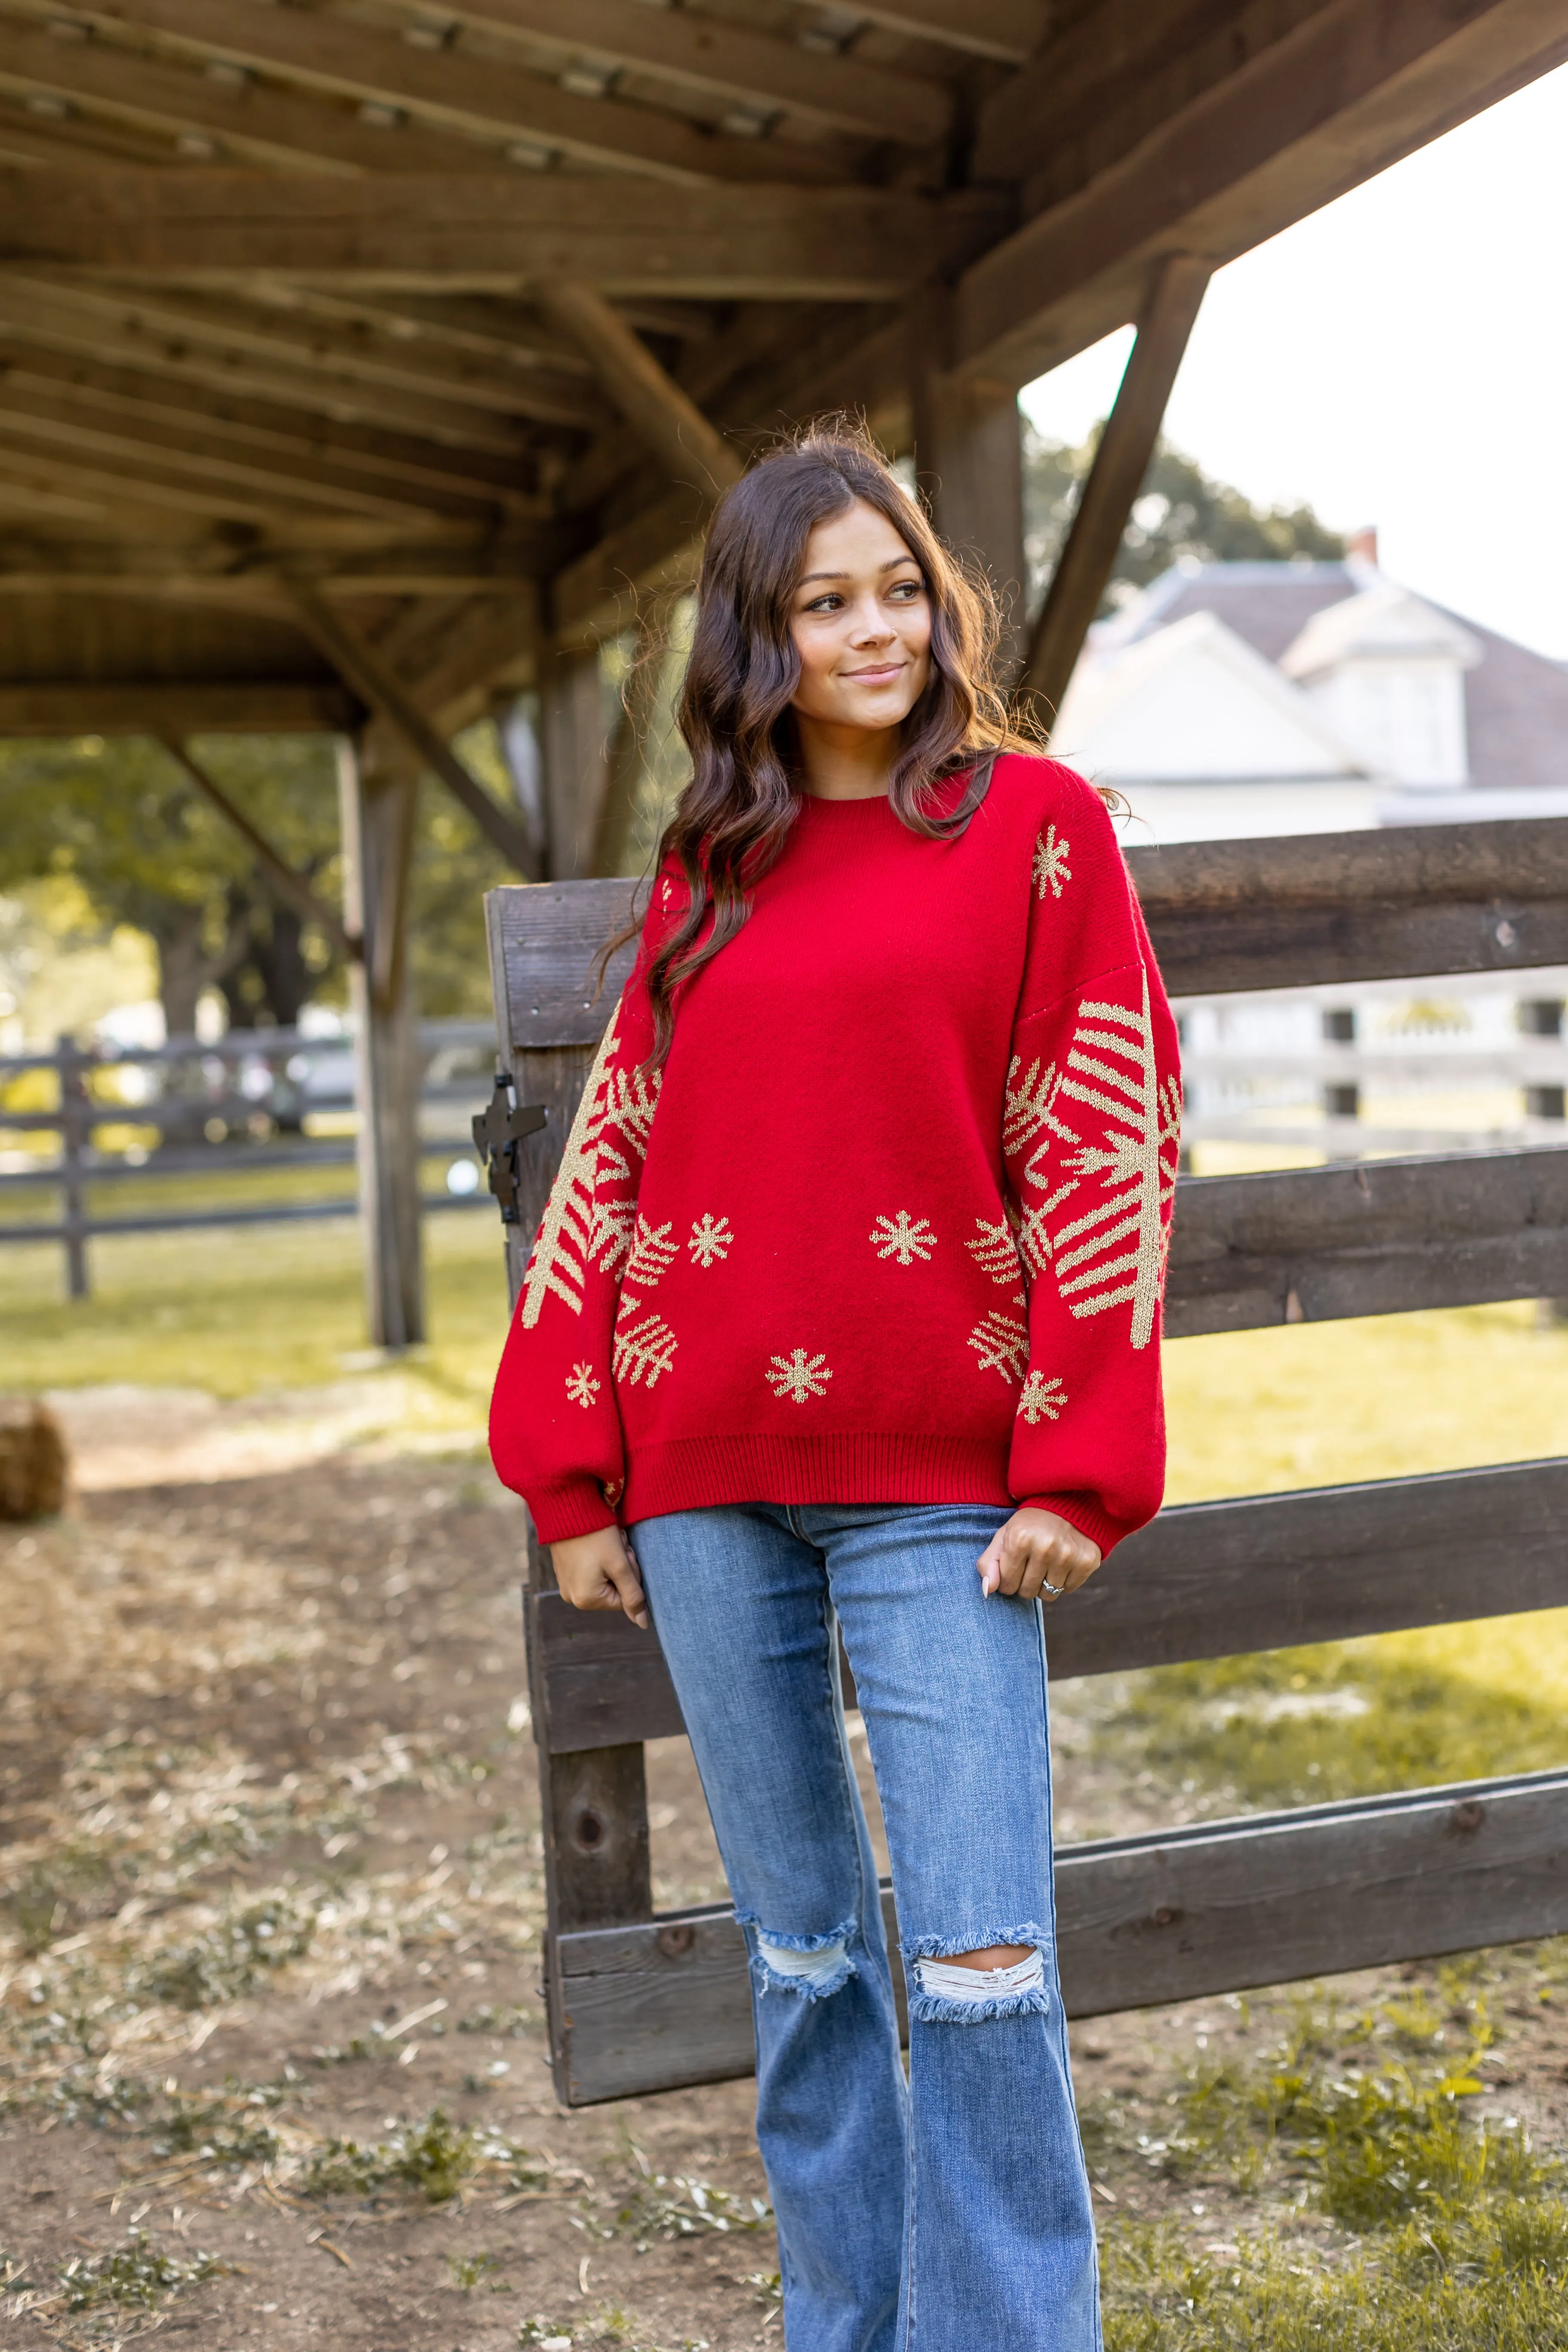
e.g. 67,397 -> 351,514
978,1508 -> 1102,1603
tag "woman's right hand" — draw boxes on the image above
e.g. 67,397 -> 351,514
551,1527 -> 649,1629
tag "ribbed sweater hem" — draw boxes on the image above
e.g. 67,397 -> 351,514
528,1475 -> 621,1547
621,1431 -> 1016,1527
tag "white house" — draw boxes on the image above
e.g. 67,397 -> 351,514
1051,537 -> 1568,843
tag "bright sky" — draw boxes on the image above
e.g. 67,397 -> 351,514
1018,60 -> 1568,661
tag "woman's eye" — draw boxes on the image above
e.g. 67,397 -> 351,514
803,592 -> 842,613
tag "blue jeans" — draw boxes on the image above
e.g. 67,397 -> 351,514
628,1501 -> 1100,2352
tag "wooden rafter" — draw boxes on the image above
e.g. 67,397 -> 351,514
0,170 -> 1008,300
535,282 -> 743,505
158,733 -> 362,963
288,580 -> 541,880
0,680 -> 361,734
1019,254 -> 1212,717
850,0 -> 1047,61
74,0 -> 851,186
440,0 -> 951,147
956,0 -> 1568,384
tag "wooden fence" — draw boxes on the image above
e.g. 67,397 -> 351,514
483,813 -> 1568,2107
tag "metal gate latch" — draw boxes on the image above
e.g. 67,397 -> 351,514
472,1067 -> 547,1224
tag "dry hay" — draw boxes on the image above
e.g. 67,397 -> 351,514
0,1395 -> 68,1521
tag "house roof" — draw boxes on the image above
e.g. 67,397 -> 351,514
1098,561 -> 1568,793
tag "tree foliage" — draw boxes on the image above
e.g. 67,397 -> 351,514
1023,428 -> 1346,620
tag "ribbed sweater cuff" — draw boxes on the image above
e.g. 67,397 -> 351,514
528,1477 -> 620,1547
1021,1493 -> 1131,1562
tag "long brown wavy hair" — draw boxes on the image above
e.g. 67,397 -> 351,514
625,421 -> 1043,1066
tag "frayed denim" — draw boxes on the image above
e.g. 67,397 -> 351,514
630,1501 -> 1100,2352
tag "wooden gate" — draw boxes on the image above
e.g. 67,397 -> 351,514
483,813 -> 1568,2107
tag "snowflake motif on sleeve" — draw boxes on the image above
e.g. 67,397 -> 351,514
870,1211 -> 937,1265
625,1215 -> 678,1289
1017,1371 -> 1067,1425
966,1215 -> 1023,1286
613,1312 -> 677,1389
565,1362 -> 602,1410
1033,823 -> 1072,901
687,1213 -> 733,1267
519,1004 -> 662,1327
766,1348 -> 833,1403
967,1297 -> 1028,1385
1029,967 -> 1182,1350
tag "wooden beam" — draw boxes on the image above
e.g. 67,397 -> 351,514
957,0 -> 1568,386
1020,254 -> 1211,715
1167,1144 -> 1568,1337
0,171 -> 1008,300
8,273 -> 596,432
524,1442 -> 1568,1750
0,358 -> 510,527
549,1767 -> 1568,2100
0,277 -> 535,453
0,12 -> 499,180
549,482 -> 707,647
849,0 -> 1047,61
0,680 -> 360,734
536,643 -> 612,882
911,292 -> 1026,675
289,581 -> 539,879
1127,814 -> 1568,994
78,0 -> 843,188
158,734 -> 361,966
0,339 -> 548,501
338,738 -> 424,1344
535,281 -> 743,504
454,0 -> 949,147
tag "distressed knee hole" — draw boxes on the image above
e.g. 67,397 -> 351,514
750,1927 -> 855,2001
906,1939 -> 1052,2024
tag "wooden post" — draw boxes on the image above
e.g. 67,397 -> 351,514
538,645 -> 611,880
1321,1004 -> 1360,1123
337,738 -> 425,1350
1020,254 -> 1212,719
912,295 -> 1027,677
56,1033 -> 89,1302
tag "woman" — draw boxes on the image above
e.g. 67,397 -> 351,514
490,427 -> 1180,2351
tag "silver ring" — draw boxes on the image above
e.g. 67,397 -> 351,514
1042,1579 -> 1064,1598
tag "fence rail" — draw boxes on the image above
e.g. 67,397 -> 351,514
0,1018 -> 496,1294
483,812 -> 1568,2106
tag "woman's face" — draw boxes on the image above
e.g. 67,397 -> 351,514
787,496 -> 932,733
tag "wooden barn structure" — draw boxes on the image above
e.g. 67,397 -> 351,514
5,0 -> 1568,1339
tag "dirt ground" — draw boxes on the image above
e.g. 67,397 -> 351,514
3,1397 -> 1567,2351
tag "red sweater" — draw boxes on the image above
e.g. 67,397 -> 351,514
490,755 -> 1181,1557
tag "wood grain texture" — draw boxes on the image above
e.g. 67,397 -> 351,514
551,1768 -> 1568,2101
526,1458 -> 1568,1751
486,879 -> 641,1050
1166,1147 -> 1568,1334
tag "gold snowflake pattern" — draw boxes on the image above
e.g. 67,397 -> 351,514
766,1349 -> 833,1403
687,1212 -> 733,1267
1033,823 -> 1072,901
613,1312 -> 677,1389
625,1215 -> 678,1288
967,1299 -> 1028,1385
966,1215 -> 1022,1286
870,1211 -> 937,1265
565,1362 -> 602,1410
1018,1370 -> 1067,1425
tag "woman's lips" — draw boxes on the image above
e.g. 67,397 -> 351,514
843,663 -> 904,682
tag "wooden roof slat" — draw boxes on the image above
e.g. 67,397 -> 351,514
263,286 -> 598,378
79,0 -> 852,184
0,371 -> 505,525
0,11 -> 508,175
0,678 -> 361,732
0,342 -> 541,509
0,338 -> 547,496
0,536 -> 553,598
0,168 -> 1007,297
68,275 -> 607,426
444,0 -> 950,147
0,276 -> 546,447
847,0 -> 1047,63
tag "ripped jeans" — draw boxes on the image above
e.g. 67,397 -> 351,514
628,1502 -> 1100,2352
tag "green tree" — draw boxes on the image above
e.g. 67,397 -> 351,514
1023,427 -> 1345,620
0,734 -> 344,1036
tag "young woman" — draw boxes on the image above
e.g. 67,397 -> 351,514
490,428 -> 1180,2352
